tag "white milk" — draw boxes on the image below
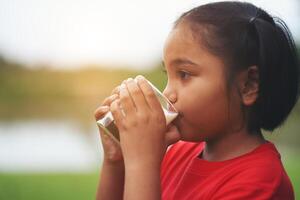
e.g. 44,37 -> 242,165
97,108 -> 178,143
163,108 -> 178,125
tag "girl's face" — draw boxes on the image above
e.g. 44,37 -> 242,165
162,24 -> 242,142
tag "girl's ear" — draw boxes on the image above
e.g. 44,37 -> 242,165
237,65 -> 259,106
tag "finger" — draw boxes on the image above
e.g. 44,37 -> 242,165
111,86 -> 120,96
110,99 -> 125,131
98,126 -> 120,147
126,78 -> 149,112
101,94 -> 119,107
94,106 -> 110,120
136,75 -> 162,112
119,83 -> 136,116
98,125 -> 111,142
98,126 -> 123,161
110,79 -> 126,96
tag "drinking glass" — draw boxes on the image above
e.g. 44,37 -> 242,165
96,78 -> 178,143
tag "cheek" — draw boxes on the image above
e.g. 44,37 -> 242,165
178,79 -> 229,135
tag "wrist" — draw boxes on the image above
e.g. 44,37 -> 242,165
103,158 -> 125,170
124,159 -> 161,173
123,161 -> 162,200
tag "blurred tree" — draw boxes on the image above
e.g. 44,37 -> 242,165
0,54 -> 24,71
0,55 -> 7,68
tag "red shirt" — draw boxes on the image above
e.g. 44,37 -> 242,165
161,141 -> 294,200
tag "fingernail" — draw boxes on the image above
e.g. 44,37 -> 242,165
102,106 -> 110,111
115,86 -> 121,93
136,75 -> 145,81
111,94 -> 118,99
127,77 -> 133,82
120,83 -> 126,89
137,75 -> 144,79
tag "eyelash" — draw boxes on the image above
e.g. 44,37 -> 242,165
162,68 -> 191,80
177,70 -> 190,80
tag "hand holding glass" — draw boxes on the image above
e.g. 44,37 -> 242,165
96,77 -> 178,143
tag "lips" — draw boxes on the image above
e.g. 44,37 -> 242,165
172,111 -> 182,126
169,116 -> 182,137
176,110 -> 184,119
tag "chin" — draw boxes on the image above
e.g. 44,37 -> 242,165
175,121 -> 205,142
172,114 -> 205,141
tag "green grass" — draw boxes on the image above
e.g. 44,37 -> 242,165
0,173 -> 99,200
0,157 -> 299,200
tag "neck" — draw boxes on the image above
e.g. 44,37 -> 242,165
201,128 -> 265,161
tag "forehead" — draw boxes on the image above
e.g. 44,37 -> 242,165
163,24 -> 197,60
162,23 -> 212,64
162,24 -> 225,70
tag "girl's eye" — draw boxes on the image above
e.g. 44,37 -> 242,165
178,70 -> 190,80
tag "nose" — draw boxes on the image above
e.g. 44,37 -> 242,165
163,85 -> 177,104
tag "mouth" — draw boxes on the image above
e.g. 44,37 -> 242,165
172,111 -> 183,126
176,110 -> 184,119
169,116 -> 182,137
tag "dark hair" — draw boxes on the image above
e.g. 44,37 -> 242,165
174,1 -> 299,132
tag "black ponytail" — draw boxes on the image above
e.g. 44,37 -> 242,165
174,1 -> 299,132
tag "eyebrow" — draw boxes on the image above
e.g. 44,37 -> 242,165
162,58 -> 198,68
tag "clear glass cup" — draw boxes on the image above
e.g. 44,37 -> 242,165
96,78 -> 178,143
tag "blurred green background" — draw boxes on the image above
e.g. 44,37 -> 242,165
1,0 -> 300,199
0,54 -> 300,199
0,57 -> 169,200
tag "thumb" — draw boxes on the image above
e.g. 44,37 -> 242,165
98,126 -> 123,161
165,125 -> 181,147
98,126 -> 119,152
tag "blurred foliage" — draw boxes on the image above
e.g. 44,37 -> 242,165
0,54 -> 300,144
0,54 -> 299,199
0,57 -> 166,125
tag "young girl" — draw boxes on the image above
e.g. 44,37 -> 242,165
94,1 -> 298,199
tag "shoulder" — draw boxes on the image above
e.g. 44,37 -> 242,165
210,142 -> 294,199
226,142 -> 288,186
165,140 -> 204,160
161,141 -> 204,171
237,142 -> 283,175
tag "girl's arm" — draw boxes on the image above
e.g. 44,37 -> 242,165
124,163 -> 161,200
96,159 -> 125,200
94,90 -> 125,200
110,76 -> 180,200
